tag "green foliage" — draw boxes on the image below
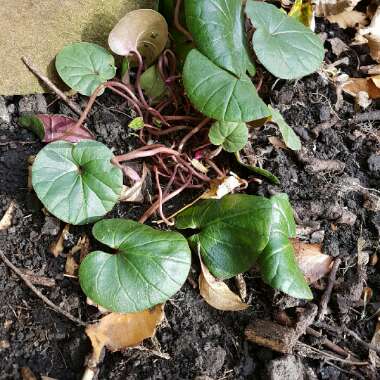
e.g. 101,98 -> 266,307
246,1 -> 324,79
209,121 -> 248,153
183,49 -> 269,122
269,106 -> 301,151
128,117 -> 145,130
176,194 -> 312,299
32,141 -> 123,225
140,65 -> 167,100
185,0 -> 255,76
176,194 -> 273,279
56,42 -> 116,96
258,194 -> 312,299
19,115 -> 44,140
79,219 -> 192,312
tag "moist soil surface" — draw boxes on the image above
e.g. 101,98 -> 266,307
0,20 -> 380,380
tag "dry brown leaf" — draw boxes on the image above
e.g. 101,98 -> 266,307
199,257 -> 249,311
20,367 -> 37,380
201,173 -> 246,200
360,6 -> 380,62
328,37 -> 350,56
369,317 -> 380,367
49,224 -> 69,257
65,235 -> 90,277
327,10 -> 367,29
268,136 -> 287,149
0,200 -> 16,231
86,305 -> 165,363
293,239 -> 333,283
342,77 -> 380,99
119,164 -> 148,203
315,0 -> 361,17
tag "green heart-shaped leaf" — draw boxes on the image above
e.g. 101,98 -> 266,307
128,117 -> 145,130
79,219 -> 191,312
246,1 -> 324,79
209,121 -> 248,153
269,106 -> 301,151
140,65 -> 167,101
185,0 -> 255,76
56,42 -> 116,96
183,49 -> 269,122
32,140 -> 123,225
176,194 -> 273,279
258,194 -> 312,299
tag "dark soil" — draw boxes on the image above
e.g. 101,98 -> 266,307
1,20 -> 380,380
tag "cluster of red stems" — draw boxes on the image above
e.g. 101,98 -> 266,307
63,9 -> 261,225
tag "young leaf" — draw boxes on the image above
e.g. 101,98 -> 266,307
185,0 -> 255,76
140,65 -> 167,100
128,117 -> 145,130
269,106 -> 301,151
108,9 -> 168,65
55,42 -> 116,96
176,194 -> 273,279
79,219 -> 191,312
32,141 -> 123,225
19,114 -> 94,143
209,121 -> 248,153
183,49 -> 269,122
258,194 -> 313,299
245,1 -> 324,79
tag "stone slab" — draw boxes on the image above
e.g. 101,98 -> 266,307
0,0 -> 156,95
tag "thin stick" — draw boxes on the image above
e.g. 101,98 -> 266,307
318,258 -> 341,321
21,57 -> 82,116
0,250 -> 86,327
174,0 -> 193,42
113,146 -> 179,164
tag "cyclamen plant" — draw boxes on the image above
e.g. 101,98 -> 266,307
21,0 -> 324,313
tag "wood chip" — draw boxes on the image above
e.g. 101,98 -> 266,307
0,201 -> 16,231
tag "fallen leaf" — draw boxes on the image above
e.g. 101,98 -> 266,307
327,10 -> 367,29
342,77 -> 380,99
20,367 -> 37,380
18,269 -> 55,287
119,164 -> 148,203
366,64 -> 380,75
0,200 -> 16,231
49,224 -> 69,257
65,234 -> 90,277
293,239 -> 333,283
328,37 -> 349,56
315,0 -> 361,17
86,304 -> 165,363
201,173 -> 246,200
268,136 -> 287,150
356,91 -> 372,109
369,316 -> 380,367
289,0 -> 314,29
360,6 -> 380,62
19,114 -> 94,143
199,255 -> 249,311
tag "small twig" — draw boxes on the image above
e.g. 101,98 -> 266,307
0,250 -> 86,327
318,257 -> 341,321
21,57 -> 82,116
174,0 -> 193,42
297,342 -> 368,366
178,118 -> 210,152
325,361 -> 366,380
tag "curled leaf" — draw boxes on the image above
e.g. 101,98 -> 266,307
108,9 -> 168,65
19,114 -> 94,142
293,239 -> 333,283
86,304 -> 164,363
199,255 -> 249,311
